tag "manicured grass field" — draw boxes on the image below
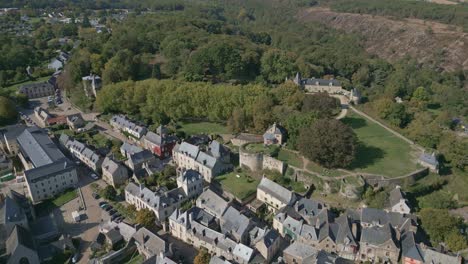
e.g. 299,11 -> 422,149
277,149 -> 303,168
342,111 -> 419,177
178,121 -> 228,135
216,172 -> 259,201
52,189 -> 78,207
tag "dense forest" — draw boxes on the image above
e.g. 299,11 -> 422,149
327,0 -> 468,31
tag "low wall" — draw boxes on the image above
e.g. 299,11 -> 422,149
263,156 -> 286,175
363,168 -> 429,188
97,242 -> 136,264
239,145 -> 285,175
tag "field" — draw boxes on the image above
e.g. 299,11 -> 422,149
177,121 -> 228,136
342,111 -> 419,177
244,143 -> 278,156
52,189 -> 78,206
277,149 -> 303,168
216,171 -> 259,201
306,161 -> 343,177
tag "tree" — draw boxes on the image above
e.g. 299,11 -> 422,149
298,119 -> 358,168
135,208 -> 156,229
260,49 -> 297,84
438,134 -> 468,171
0,96 -> 18,126
102,185 -> 117,201
194,248 -> 211,264
227,107 -> 246,133
446,230 -> 468,252
419,208 -> 464,246
302,93 -> 340,118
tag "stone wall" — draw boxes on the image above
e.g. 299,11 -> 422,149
263,156 -> 286,175
239,144 -> 285,175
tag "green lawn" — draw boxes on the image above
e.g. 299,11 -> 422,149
244,143 -> 278,156
52,189 -> 78,207
216,171 -> 259,201
178,121 -> 228,135
342,111 -> 419,177
277,149 -> 303,168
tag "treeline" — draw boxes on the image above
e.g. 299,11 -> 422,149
0,0 -> 185,10
328,0 -> 468,31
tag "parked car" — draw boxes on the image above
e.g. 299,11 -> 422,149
92,193 -> 100,199
100,204 -> 109,209
98,201 -> 107,206
104,206 -> 113,212
109,209 -> 117,215
111,214 -> 119,221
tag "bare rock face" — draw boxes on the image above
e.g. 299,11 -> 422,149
298,7 -> 468,72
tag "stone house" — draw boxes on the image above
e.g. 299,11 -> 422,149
125,169 -> 203,222
196,189 -> 231,219
283,241 -> 318,264
293,72 -> 343,94
389,186 -> 411,215
173,141 -> 232,183
66,113 -> 85,131
101,157 -> 128,187
18,82 -> 54,99
257,177 -> 297,212
168,207 -> 254,264
120,142 -> 143,159
359,224 -> 400,263
132,227 -> 169,260
110,115 -> 147,139
0,124 -> 27,155
418,152 -> 439,174
34,107 -> 51,127
18,128 -> 77,203
82,74 -> 102,97
126,150 -> 155,172
220,206 -> 253,244
263,123 -> 286,145
141,126 -> 177,159
62,135 -> 103,172
251,228 -> 281,263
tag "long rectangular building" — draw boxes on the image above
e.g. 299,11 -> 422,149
17,127 -> 77,203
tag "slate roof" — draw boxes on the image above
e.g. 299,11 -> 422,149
284,241 -> 318,260
19,81 -> 53,93
0,196 -> 25,224
196,189 -> 230,218
207,140 -> 229,159
17,126 -> 65,167
102,157 -> 125,175
419,152 -> 439,166
302,78 -> 341,87
422,247 -> 461,264
129,150 -> 154,165
260,229 -> 280,248
294,198 -> 325,222
6,225 -> 36,255
178,169 -> 202,184
110,115 -> 146,135
196,150 -> 218,169
132,227 -> 167,255
0,124 -> 27,143
125,182 -> 185,211
389,187 -> 405,207
401,231 -> 423,262
360,224 -> 397,246
209,256 -> 232,264
176,142 -> 200,158
105,229 -> 123,244
120,142 -> 143,155
221,206 -> 251,239
300,224 -> 318,241
144,131 -> 163,145
258,177 -> 295,205
24,158 -> 75,181
284,215 -> 303,236
335,214 -> 357,246
66,113 -> 84,125
233,243 -> 254,262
